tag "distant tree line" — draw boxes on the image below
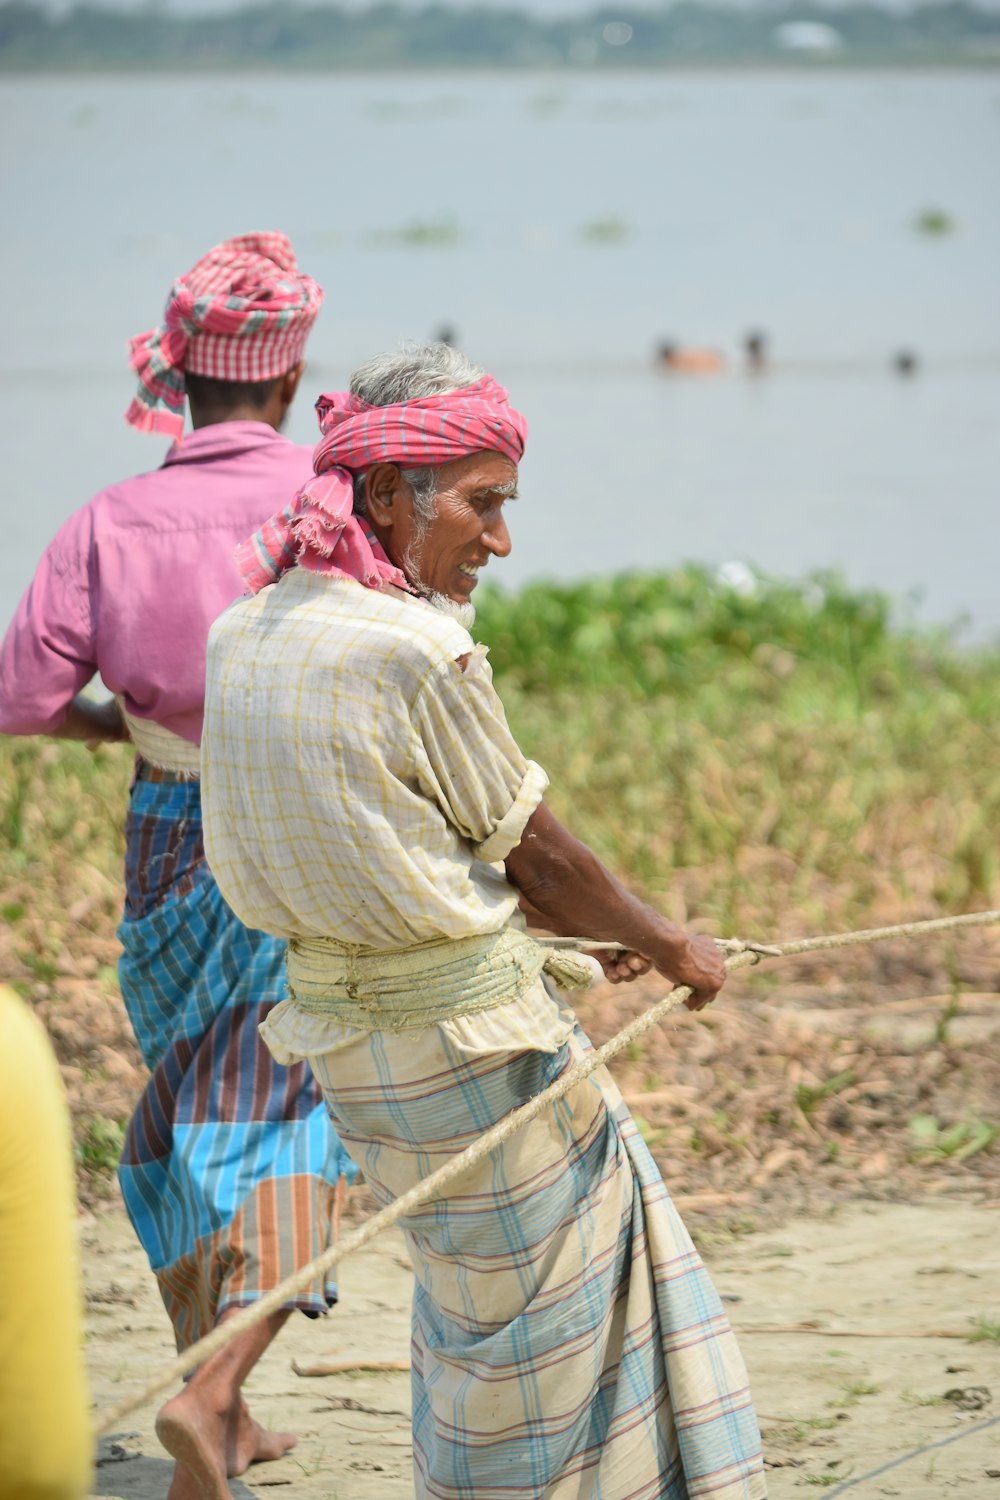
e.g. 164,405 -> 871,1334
1,0 -> 998,69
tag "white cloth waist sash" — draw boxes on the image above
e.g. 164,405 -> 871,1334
119,701 -> 201,776
286,927 -> 595,1033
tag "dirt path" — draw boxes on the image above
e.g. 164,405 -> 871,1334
714,1200 -> 1000,1496
87,1198 -> 1000,1499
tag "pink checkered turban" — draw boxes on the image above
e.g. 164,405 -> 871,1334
235,374 -> 527,594
125,231 -> 323,439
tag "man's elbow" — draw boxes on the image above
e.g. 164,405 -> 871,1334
505,842 -> 582,910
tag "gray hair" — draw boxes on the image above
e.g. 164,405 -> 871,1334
350,342 -> 486,523
350,342 -> 485,407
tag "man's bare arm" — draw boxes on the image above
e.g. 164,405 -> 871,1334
504,800 -> 725,1010
55,695 -> 128,746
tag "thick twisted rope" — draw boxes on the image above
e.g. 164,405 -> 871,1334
96,908 -> 999,1436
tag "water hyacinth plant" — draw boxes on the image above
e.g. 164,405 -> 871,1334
472,568 -> 1000,933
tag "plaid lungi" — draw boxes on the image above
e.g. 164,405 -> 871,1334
116,774 -> 354,1350
267,986 -> 766,1499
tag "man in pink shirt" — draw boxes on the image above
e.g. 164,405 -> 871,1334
0,233 -> 355,1500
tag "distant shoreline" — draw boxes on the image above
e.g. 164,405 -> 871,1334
3,0 -> 998,74
3,57 -> 999,75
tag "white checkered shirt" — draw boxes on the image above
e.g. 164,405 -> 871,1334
201,570 -> 548,948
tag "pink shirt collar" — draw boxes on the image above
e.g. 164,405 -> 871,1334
162,420 -> 288,467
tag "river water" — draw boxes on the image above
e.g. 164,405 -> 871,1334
1,70 -> 998,636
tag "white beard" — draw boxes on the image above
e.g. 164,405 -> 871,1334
421,588 -> 476,631
402,532 -> 476,631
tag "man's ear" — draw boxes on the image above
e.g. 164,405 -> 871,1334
364,464 -> 406,526
279,360 -> 306,409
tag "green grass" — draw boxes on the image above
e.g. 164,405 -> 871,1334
76,1114 -> 126,1177
796,1069 -> 857,1118
0,735 -> 131,1088
4,566 -> 1000,954
4,566 -> 998,1198
0,737 -> 129,874
799,1417 -> 841,1431
829,1379 -> 881,1407
908,1115 -> 999,1163
473,568 -> 1000,934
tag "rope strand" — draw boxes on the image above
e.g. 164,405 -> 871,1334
96,908 -> 999,1436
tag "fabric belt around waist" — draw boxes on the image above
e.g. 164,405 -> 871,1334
286,927 -> 595,1033
119,699 -> 201,778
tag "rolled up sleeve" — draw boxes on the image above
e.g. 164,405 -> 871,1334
0,537 -> 96,737
411,645 -> 549,863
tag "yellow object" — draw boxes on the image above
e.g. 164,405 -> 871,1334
0,984 -> 92,1500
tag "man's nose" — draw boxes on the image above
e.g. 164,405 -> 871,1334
483,510 -> 512,558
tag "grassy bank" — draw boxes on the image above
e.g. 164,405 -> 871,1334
1,567 -> 998,1202
476,567 -> 1000,934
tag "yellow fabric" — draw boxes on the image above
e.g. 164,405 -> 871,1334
285,926 -> 596,1032
202,570 -> 548,947
0,986 -> 92,1500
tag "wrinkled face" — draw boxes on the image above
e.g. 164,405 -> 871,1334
400,451 -> 518,604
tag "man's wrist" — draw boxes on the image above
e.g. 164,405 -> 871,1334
646,923 -> 693,977
97,699 -> 127,739
65,695 -> 126,743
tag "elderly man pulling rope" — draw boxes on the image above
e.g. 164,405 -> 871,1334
202,343 -> 767,1499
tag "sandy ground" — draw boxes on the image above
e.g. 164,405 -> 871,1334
86,1197 -> 1000,1500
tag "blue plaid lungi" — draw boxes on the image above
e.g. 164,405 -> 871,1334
265,983 -> 767,1499
116,771 -> 354,1350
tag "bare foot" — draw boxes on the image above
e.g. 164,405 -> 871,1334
164,1459 -> 222,1500
157,1387 -> 230,1500
227,1395 -> 298,1476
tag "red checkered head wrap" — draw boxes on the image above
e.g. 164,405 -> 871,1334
234,373 -> 527,594
310,374 -> 527,474
125,231 -> 323,439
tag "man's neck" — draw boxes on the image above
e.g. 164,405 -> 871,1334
189,410 -> 280,431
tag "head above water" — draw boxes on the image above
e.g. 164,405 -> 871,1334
125,231 -> 323,440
